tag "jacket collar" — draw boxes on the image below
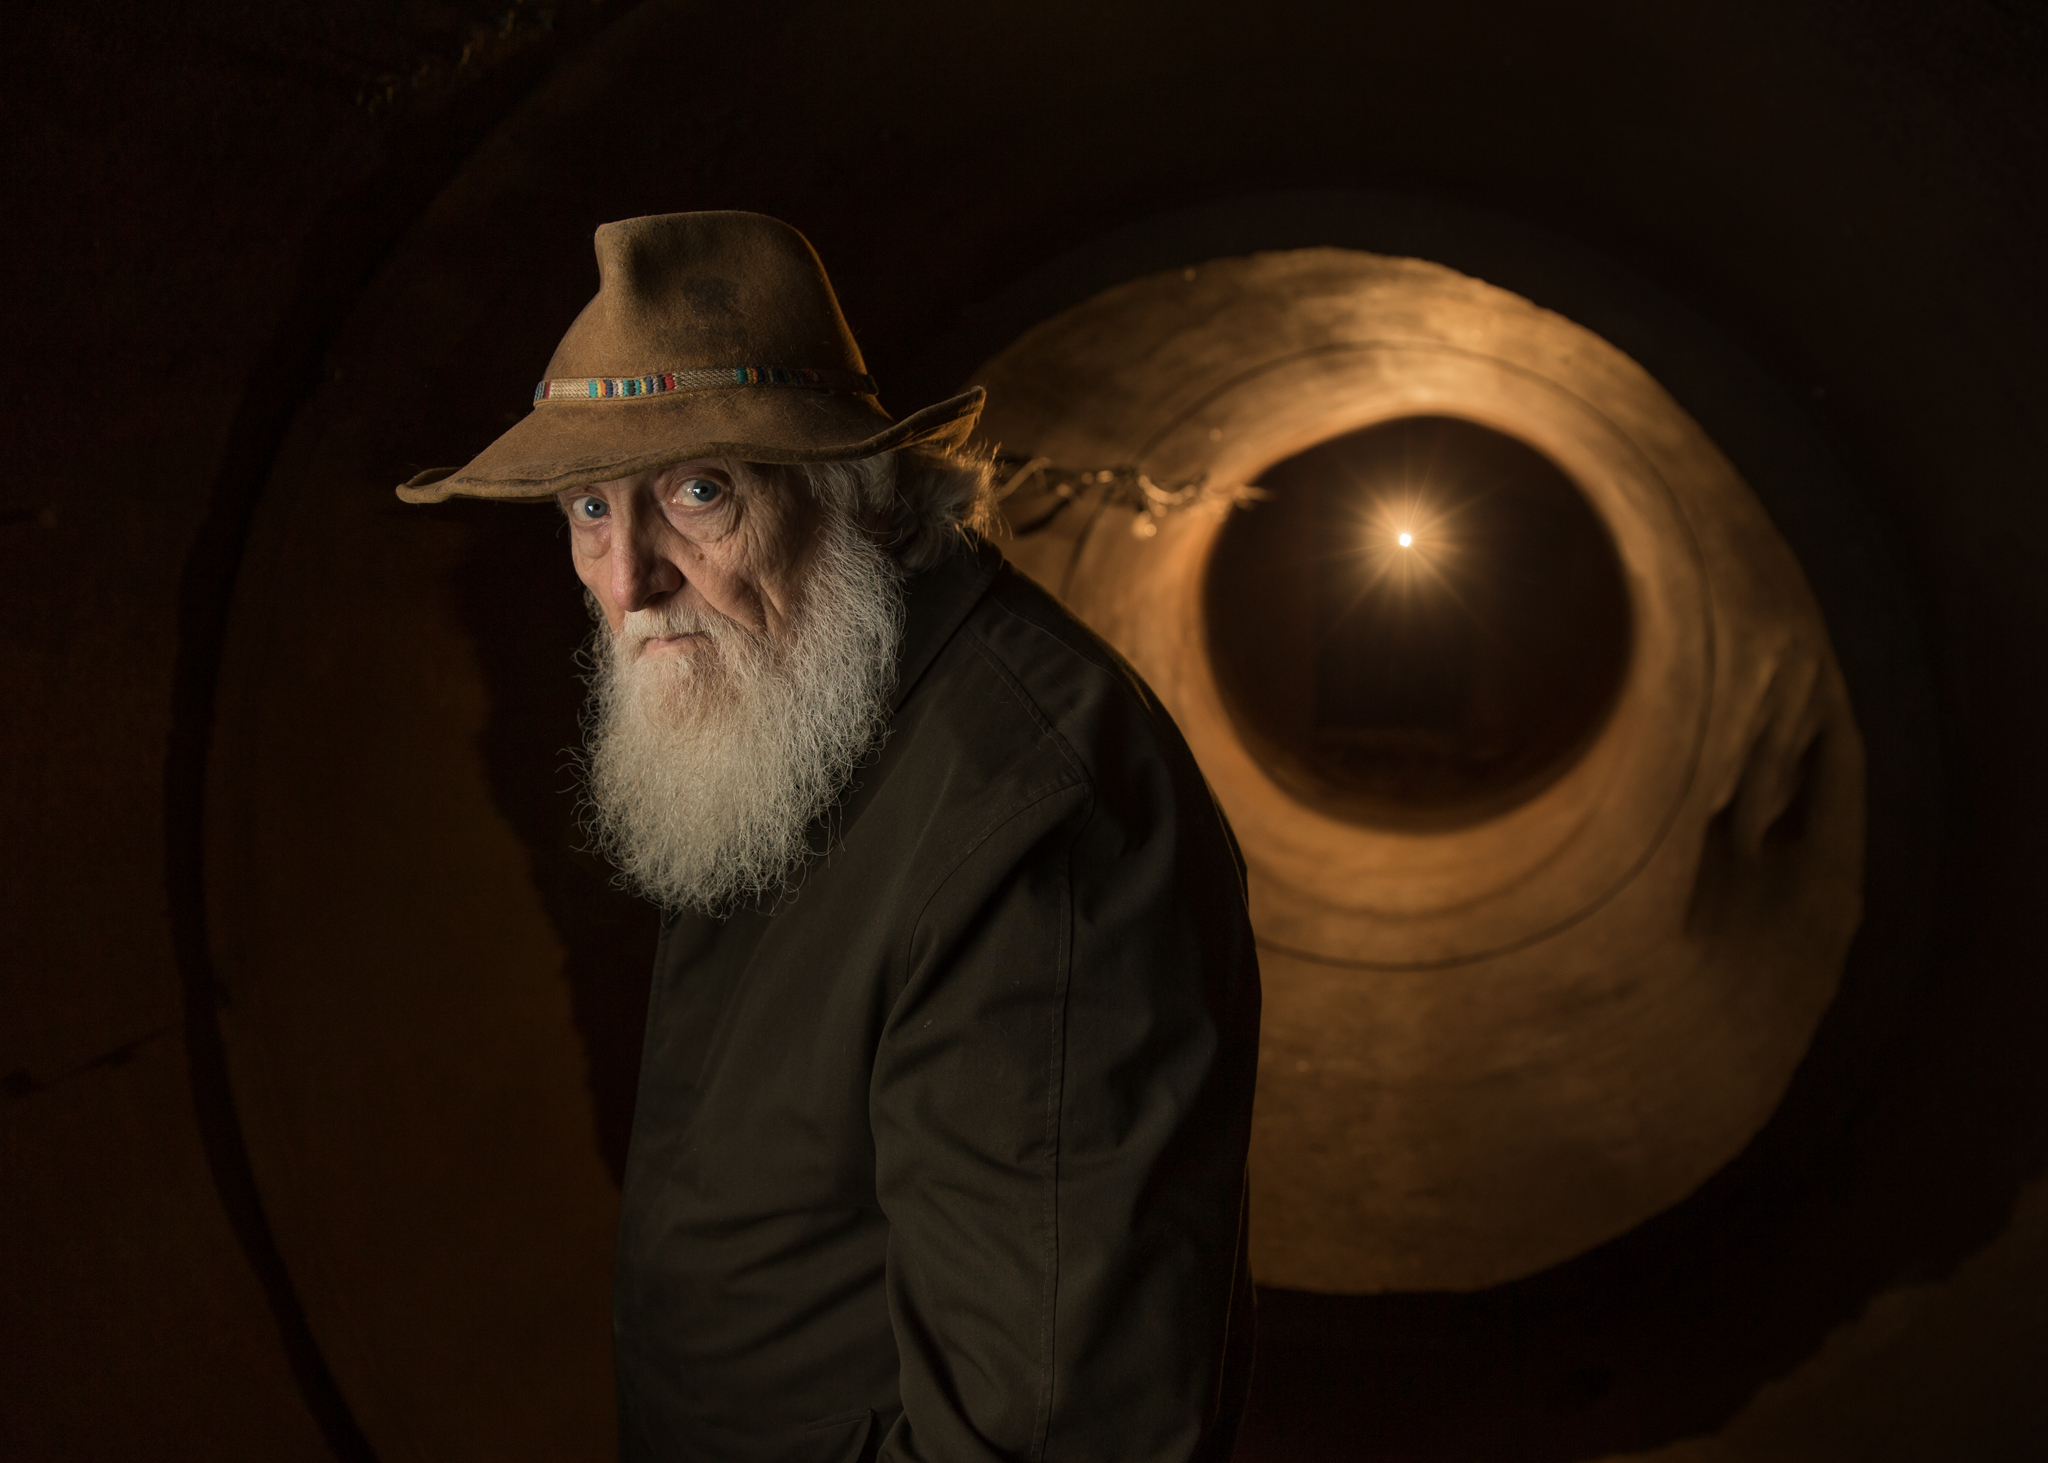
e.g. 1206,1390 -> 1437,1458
890,534 -> 1002,714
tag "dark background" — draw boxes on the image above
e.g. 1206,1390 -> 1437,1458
3,1 -> 2045,1458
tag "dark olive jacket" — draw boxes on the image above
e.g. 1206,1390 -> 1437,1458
614,537 -> 1261,1463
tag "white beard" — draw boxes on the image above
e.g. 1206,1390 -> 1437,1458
578,510 -> 905,913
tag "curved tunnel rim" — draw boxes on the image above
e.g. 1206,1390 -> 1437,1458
1028,327 -> 1722,972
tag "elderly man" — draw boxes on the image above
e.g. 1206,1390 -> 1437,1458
399,212 -> 1260,1463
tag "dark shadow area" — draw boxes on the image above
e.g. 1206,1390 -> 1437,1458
152,4 -> 648,1450
439,498 -> 660,1185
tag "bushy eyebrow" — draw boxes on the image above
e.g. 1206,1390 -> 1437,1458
657,462 -> 738,490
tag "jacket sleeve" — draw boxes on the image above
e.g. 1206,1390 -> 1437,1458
867,687 -> 1261,1463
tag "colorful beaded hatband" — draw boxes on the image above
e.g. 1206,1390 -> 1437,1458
533,364 -> 879,404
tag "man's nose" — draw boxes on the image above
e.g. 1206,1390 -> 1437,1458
610,514 -> 684,612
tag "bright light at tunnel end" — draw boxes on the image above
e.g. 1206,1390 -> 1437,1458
1350,488 -> 1456,594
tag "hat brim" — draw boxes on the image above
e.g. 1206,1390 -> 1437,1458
396,385 -> 985,504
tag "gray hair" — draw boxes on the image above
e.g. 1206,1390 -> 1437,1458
795,443 -> 1000,571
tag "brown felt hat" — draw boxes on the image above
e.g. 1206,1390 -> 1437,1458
396,211 -> 984,504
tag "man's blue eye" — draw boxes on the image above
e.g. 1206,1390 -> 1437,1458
682,478 -> 722,504
575,497 -> 608,520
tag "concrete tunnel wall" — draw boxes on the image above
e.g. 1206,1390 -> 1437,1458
976,246 -> 1866,1294
3,2 -> 2045,1460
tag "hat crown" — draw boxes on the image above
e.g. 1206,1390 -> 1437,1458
396,211 -> 985,503
545,212 -> 869,381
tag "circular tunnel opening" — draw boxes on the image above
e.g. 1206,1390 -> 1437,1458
1204,414 -> 1633,829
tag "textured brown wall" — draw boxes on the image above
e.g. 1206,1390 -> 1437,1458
2,0 -> 2043,1459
